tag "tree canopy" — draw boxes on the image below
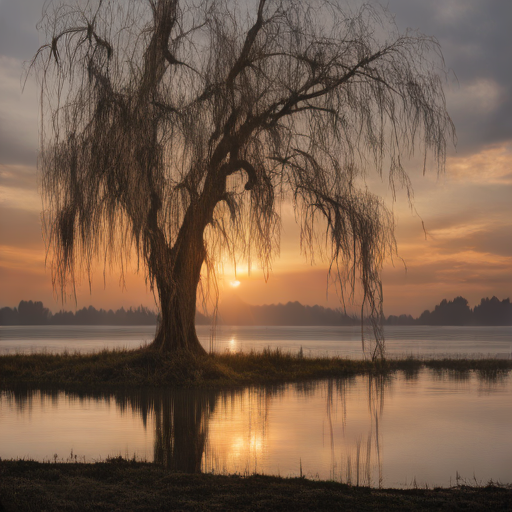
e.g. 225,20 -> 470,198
31,0 -> 454,359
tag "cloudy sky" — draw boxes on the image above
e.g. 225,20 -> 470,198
0,0 -> 511,316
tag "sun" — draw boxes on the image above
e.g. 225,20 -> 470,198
229,280 -> 241,288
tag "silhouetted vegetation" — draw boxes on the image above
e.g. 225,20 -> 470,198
473,297 -> 512,326
385,314 -> 417,326
2,459 -> 511,511
417,296 -> 473,325
0,300 -> 52,325
387,296 -> 512,326
2,296 -> 510,326
0,300 -> 210,326
219,300 -> 358,326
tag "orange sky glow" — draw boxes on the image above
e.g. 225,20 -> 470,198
1,0 -> 511,318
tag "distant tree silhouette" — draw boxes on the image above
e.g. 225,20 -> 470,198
417,297 -> 472,326
0,306 -> 19,325
220,300 -> 358,326
51,310 -> 75,325
17,301 -> 52,325
411,296 -> 512,326
417,309 -> 431,325
473,297 -> 512,326
1,296 -> 511,326
385,314 -> 415,326
31,0 -> 454,359
0,301 -> 210,326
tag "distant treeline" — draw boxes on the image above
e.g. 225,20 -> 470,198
385,296 -> 512,326
0,300 -> 211,326
1,296 -> 510,326
217,300 -> 359,326
0,301 -> 158,326
218,296 -> 512,326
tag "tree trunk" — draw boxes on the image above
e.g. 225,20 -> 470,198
149,210 -> 208,356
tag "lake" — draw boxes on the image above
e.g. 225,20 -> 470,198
1,370 -> 511,488
1,324 -> 511,358
1,325 -> 511,488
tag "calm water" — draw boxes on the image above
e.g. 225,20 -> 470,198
1,325 -> 511,487
1,370 -> 511,488
1,325 -> 511,358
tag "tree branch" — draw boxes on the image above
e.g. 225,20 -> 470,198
226,0 -> 266,88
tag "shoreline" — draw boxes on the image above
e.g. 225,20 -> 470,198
1,348 -> 511,390
1,459 -> 511,511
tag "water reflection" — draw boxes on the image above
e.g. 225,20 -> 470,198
2,369 -> 511,487
116,389 -> 217,472
324,376 -> 387,486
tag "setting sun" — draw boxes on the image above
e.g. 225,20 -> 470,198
230,280 -> 241,288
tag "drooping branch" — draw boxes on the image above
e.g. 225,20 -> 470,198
31,0 -> 454,357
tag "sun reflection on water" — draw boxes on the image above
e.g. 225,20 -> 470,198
228,337 -> 237,353
204,389 -> 269,475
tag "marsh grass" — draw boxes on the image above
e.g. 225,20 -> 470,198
1,347 -> 511,389
0,458 -> 511,512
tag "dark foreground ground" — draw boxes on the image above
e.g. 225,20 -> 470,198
1,460 -> 511,512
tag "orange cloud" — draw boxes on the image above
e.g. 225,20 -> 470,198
447,144 -> 512,185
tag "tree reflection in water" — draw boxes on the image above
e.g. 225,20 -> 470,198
5,366 -> 509,485
324,376 -> 386,487
2,378 -> 405,480
115,389 -> 218,472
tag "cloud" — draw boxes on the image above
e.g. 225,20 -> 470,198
0,56 -> 39,166
0,184 -> 41,212
383,0 -> 512,153
0,0 -> 45,61
0,244 -> 45,272
439,226 -> 512,258
448,78 -> 504,118
0,206 -> 42,247
446,145 -> 512,185
0,163 -> 38,190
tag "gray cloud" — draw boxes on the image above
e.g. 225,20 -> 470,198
0,0 -> 46,61
384,0 -> 512,152
0,121 -> 38,166
2,0 -> 511,158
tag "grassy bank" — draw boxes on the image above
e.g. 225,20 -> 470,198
1,347 -> 511,389
1,459 -> 511,511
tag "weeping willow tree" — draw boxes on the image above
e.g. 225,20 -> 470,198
31,0 -> 454,358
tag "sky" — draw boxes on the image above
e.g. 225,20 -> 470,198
0,0 -> 511,317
